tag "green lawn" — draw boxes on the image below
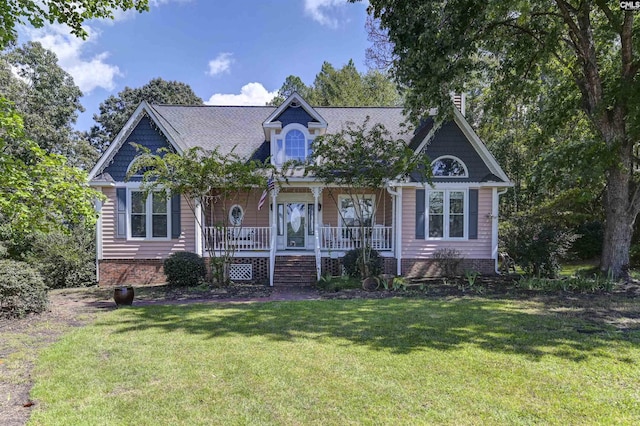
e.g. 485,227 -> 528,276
29,298 -> 640,425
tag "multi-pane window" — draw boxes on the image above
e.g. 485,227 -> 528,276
339,195 -> 374,227
130,190 -> 169,239
274,127 -> 313,166
285,129 -> 306,161
151,192 -> 168,238
427,190 -> 466,239
431,156 -> 468,177
131,191 -> 147,238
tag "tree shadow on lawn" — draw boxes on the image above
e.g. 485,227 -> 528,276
99,298 -> 639,363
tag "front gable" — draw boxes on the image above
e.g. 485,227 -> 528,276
423,121 -> 493,183
263,93 -> 328,168
272,104 -> 319,127
89,101 -> 183,183
102,116 -> 175,182
411,108 -> 510,184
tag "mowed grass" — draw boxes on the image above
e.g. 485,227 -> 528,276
29,298 -> 640,425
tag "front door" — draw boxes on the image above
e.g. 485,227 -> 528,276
286,203 -> 306,249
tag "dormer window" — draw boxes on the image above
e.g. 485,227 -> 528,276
273,124 -> 314,166
285,129 -> 306,161
431,156 -> 468,177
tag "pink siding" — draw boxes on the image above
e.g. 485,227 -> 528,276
401,188 -> 493,259
206,189 -> 269,227
101,187 -> 196,259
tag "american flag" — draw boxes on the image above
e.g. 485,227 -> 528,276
258,177 -> 275,210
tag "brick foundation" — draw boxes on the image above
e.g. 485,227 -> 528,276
99,257 -> 271,287
99,256 -> 497,287
401,258 -> 495,278
99,259 -> 166,287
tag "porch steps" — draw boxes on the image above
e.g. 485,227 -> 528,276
273,256 -> 317,287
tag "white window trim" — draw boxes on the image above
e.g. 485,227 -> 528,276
338,194 -> 376,228
127,188 -> 171,241
431,155 -> 469,178
272,123 -> 314,167
125,157 -> 144,179
229,204 -> 244,226
426,189 -> 468,240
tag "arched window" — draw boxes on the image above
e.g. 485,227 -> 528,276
285,129 -> 306,161
126,157 -> 150,180
431,156 -> 468,177
274,125 -> 313,166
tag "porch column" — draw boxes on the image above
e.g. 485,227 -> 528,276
195,198 -> 203,256
396,187 -> 403,276
94,198 -> 103,282
269,187 -> 280,287
311,186 -> 322,281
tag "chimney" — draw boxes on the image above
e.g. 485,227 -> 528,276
452,93 -> 466,117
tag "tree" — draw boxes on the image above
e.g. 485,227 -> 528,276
89,77 -> 203,153
128,146 -> 268,285
0,99 -> 101,249
267,75 -> 311,106
0,0 -> 149,48
362,1 -> 640,279
269,60 -> 402,107
304,118 -> 428,284
0,41 -> 96,168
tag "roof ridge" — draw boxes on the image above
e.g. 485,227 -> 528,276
151,104 -> 404,109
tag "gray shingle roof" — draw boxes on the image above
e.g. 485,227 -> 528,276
149,104 -> 414,159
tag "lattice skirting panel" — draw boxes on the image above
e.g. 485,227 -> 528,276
227,257 -> 269,284
229,263 -> 252,281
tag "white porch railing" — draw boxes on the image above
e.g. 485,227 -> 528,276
320,226 -> 393,251
204,226 -> 271,252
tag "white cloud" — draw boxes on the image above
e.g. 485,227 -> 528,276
109,0 -> 194,22
207,52 -> 234,77
303,0 -> 348,28
25,25 -> 121,93
205,82 -> 277,106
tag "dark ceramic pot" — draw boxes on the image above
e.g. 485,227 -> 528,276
114,286 -> 134,306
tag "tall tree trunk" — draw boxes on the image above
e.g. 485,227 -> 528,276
598,117 -> 637,280
601,166 -> 634,280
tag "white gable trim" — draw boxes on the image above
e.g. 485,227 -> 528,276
88,101 -> 184,181
262,92 -> 327,141
411,108 -> 511,185
451,107 -> 510,183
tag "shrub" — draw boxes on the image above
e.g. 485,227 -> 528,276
342,248 -> 383,278
501,215 -> 578,278
571,221 -> 603,260
28,228 -> 96,289
163,252 -> 206,287
0,259 -> 48,318
432,248 -> 463,276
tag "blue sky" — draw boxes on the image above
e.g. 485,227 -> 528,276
18,0 -> 372,131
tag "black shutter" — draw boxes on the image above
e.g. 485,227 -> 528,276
171,194 -> 181,239
469,189 -> 478,240
416,189 -> 425,239
116,188 -> 127,238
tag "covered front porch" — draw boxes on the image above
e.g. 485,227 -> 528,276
202,224 -> 394,253
201,185 -> 398,285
